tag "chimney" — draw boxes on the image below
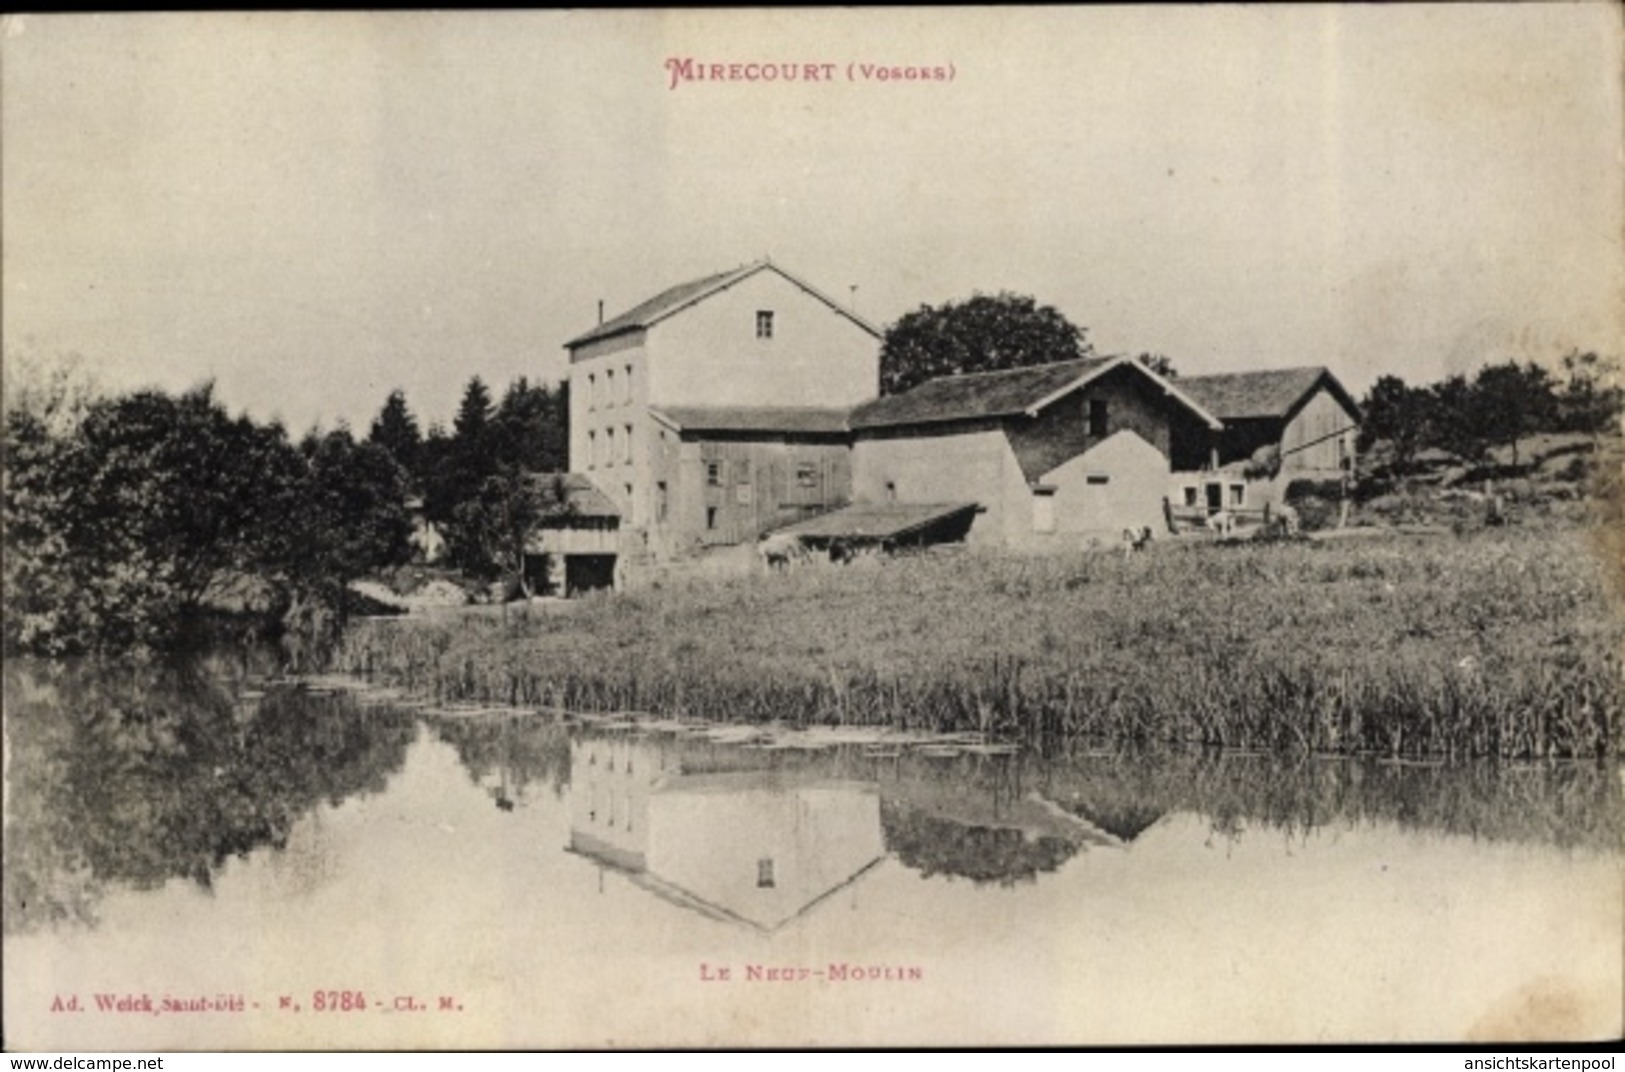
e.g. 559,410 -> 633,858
597,299 -> 604,326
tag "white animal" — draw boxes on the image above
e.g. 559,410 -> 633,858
757,532 -> 808,571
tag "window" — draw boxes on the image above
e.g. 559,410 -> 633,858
885,480 -> 897,503
706,506 -> 718,530
605,426 -> 616,466
795,462 -> 818,489
1033,489 -> 1056,534
1086,475 -> 1110,486
755,310 -> 774,339
656,481 -> 668,523
1183,486 -> 1198,508
1088,398 -> 1109,438
1229,484 -> 1245,508
587,374 -> 597,411
623,365 -> 633,405
623,424 -> 633,464
706,462 -> 723,487
757,858 -> 776,889
604,369 -> 615,408
586,430 -> 596,469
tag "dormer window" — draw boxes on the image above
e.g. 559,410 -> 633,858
755,310 -> 774,339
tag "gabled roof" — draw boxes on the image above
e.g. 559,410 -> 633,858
566,260 -> 880,348
527,472 -> 620,519
649,405 -> 852,436
1179,366 -> 1360,423
849,355 -> 1222,432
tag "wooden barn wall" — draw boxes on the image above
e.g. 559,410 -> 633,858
1281,389 -> 1357,474
690,437 -> 852,547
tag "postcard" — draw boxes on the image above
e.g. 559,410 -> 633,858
3,8 -> 1621,1051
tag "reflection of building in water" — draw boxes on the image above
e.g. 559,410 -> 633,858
567,737 -> 886,931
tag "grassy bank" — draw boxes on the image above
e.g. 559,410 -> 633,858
334,526 -> 1624,759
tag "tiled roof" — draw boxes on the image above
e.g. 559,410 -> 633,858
1179,366 -> 1358,422
567,266 -> 755,348
566,260 -> 878,348
528,472 -> 621,519
650,405 -> 852,436
849,357 -> 1115,430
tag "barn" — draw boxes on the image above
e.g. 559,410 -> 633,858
846,356 -> 1222,548
1171,366 -> 1361,524
1178,366 -> 1360,476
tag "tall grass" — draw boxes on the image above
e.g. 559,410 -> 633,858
335,528 -> 1624,759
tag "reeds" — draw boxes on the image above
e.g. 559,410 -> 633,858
334,528 -> 1624,759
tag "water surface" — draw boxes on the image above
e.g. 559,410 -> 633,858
4,661 -> 1620,1047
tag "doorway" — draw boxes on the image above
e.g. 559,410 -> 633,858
565,554 -> 617,596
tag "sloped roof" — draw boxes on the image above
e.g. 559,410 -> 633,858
849,356 -> 1221,431
527,472 -> 620,519
650,405 -> 852,436
850,357 -> 1113,430
566,260 -> 879,348
771,502 -> 979,541
1179,366 -> 1359,422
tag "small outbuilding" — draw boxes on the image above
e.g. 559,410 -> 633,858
525,473 -> 623,596
1178,366 -> 1360,477
847,356 -> 1223,547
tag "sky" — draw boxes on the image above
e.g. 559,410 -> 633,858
3,8 -> 1621,434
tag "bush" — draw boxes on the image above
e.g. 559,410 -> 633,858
1283,479 -> 1345,531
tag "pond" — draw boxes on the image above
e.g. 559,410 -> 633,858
4,659 -> 1621,1048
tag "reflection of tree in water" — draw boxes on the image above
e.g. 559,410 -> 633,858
1028,748 -> 1625,852
428,715 -> 572,811
3,660 -> 415,935
880,802 -> 1079,886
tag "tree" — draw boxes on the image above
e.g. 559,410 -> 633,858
3,384 -> 307,654
453,376 -> 494,444
429,377 -> 572,581
291,429 -> 414,589
492,378 -> 568,474
265,429 -> 415,663
452,472 -> 546,594
1558,350 -> 1623,440
2,351 -> 105,653
1424,373 -> 1479,461
366,389 -> 423,483
1469,361 -> 1558,468
424,378 -> 500,532
1359,374 -> 1432,471
1135,353 -> 1179,379
879,292 -> 1091,396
